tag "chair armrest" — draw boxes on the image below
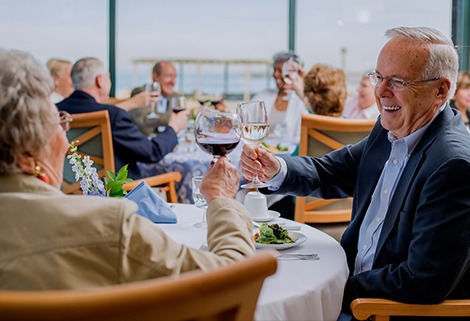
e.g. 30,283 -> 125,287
123,172 -> 182,203
351,298 -> 470,321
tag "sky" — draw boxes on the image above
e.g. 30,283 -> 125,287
0,0 -> 453,96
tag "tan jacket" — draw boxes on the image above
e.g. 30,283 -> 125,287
0,174 -> 255,290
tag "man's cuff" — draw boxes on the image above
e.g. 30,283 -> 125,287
265,156 -> 287,191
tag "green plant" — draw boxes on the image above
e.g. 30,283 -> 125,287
103,165 -> 134,198
68,140 -> 133,198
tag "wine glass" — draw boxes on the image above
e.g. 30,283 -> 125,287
237,100 -> 270,189
281,57 -> 301,101
171,96 -> 187,114
194,107 -> 240,165
192,176 -> 208,228
146,82 -> 161,119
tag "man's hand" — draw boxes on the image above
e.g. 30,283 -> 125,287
240,144 -> 280,182
200,157 -> 239,203
114,91 -> 159,112
168,109 -> 190,133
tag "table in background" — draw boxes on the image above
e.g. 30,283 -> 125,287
161,204 -> 349,321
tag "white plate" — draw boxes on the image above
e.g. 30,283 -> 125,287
255,231 -> 308,250
253,210 -> 281,222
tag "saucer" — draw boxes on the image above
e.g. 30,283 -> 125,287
253,210 -> 281,222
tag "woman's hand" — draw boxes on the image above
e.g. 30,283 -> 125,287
200,157 -> 240,203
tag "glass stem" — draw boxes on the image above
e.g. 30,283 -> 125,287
201,208 -> 207,225
252,171 -> 261,184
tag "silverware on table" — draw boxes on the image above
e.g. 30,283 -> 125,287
277,253 -> 320,260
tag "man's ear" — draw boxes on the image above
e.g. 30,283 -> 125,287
95,74 -> 104,89
16,152 -> 36,175
437,78 -> 451,101
152,72 -> 159,82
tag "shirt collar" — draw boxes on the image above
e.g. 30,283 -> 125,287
387,103 -> 446,156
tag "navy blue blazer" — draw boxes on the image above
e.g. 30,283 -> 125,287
57,91 -> 178,179
276,105 -> 470,312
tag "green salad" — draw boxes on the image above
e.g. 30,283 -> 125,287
261,142 -> 289,152
254,223 -> 294,244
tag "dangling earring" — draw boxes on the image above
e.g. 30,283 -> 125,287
34,165 -> 50,184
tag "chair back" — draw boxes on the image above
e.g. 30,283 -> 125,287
62,110 -> 114,195
0,252 -> 277,321
294,114 -> 375,224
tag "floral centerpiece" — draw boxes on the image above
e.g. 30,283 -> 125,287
67,141 -> 132,197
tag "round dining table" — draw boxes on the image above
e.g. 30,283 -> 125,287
160,203 -> 349,321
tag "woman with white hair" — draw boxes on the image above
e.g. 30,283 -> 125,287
0,48 -> 255,290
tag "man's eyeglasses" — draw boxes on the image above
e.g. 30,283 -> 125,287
59,111 -> 73,132
368,71 -> 440,90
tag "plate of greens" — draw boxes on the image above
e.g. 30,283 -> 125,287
254,223 -> 308,250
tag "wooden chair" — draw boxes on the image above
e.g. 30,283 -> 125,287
0,252 -> 277,321
62,110 -> 181,202
294,114 -> 375,240
351,298 -> 470,320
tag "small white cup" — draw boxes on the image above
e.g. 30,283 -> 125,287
244,191 -> 269,221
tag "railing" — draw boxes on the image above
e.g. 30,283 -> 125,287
131,57 -> 272,101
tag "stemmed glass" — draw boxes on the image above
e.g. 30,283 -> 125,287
171,96 -> 187,114
281,57 -> 301,101
237,100 -> 270,189
146,82 -> 161,119
194,107 -> 241,165
192,176 -> 208,228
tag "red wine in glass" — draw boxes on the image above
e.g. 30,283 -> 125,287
172,96 -> 186,114
196,138 -> 240,157
194,107 -> 241,164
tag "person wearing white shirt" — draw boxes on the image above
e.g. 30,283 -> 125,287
252,51 -> 309,146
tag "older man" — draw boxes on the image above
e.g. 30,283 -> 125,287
130,61 -> 179,136
241,26 -> 470,320
57,57 -> 189,179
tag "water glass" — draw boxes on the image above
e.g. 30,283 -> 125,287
192,176 -> 208,228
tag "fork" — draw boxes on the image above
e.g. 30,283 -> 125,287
277,253 -> 320,260
253,221 -> 301,231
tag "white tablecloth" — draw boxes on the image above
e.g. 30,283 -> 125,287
160,204 -> 349,321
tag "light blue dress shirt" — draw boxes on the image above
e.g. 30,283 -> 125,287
354,105 -> 445,274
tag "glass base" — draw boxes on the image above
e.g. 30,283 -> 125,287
194,221 -> 207,229
241,181 -> 270,189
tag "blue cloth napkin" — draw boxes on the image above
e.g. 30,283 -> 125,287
124,181 -> 177,224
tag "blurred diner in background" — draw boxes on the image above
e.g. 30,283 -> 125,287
342,70 -> 379,120
47,58 -> 74,104
57,57 -> 189,179
450,71 -> 470,131
252,51 -> 309,147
